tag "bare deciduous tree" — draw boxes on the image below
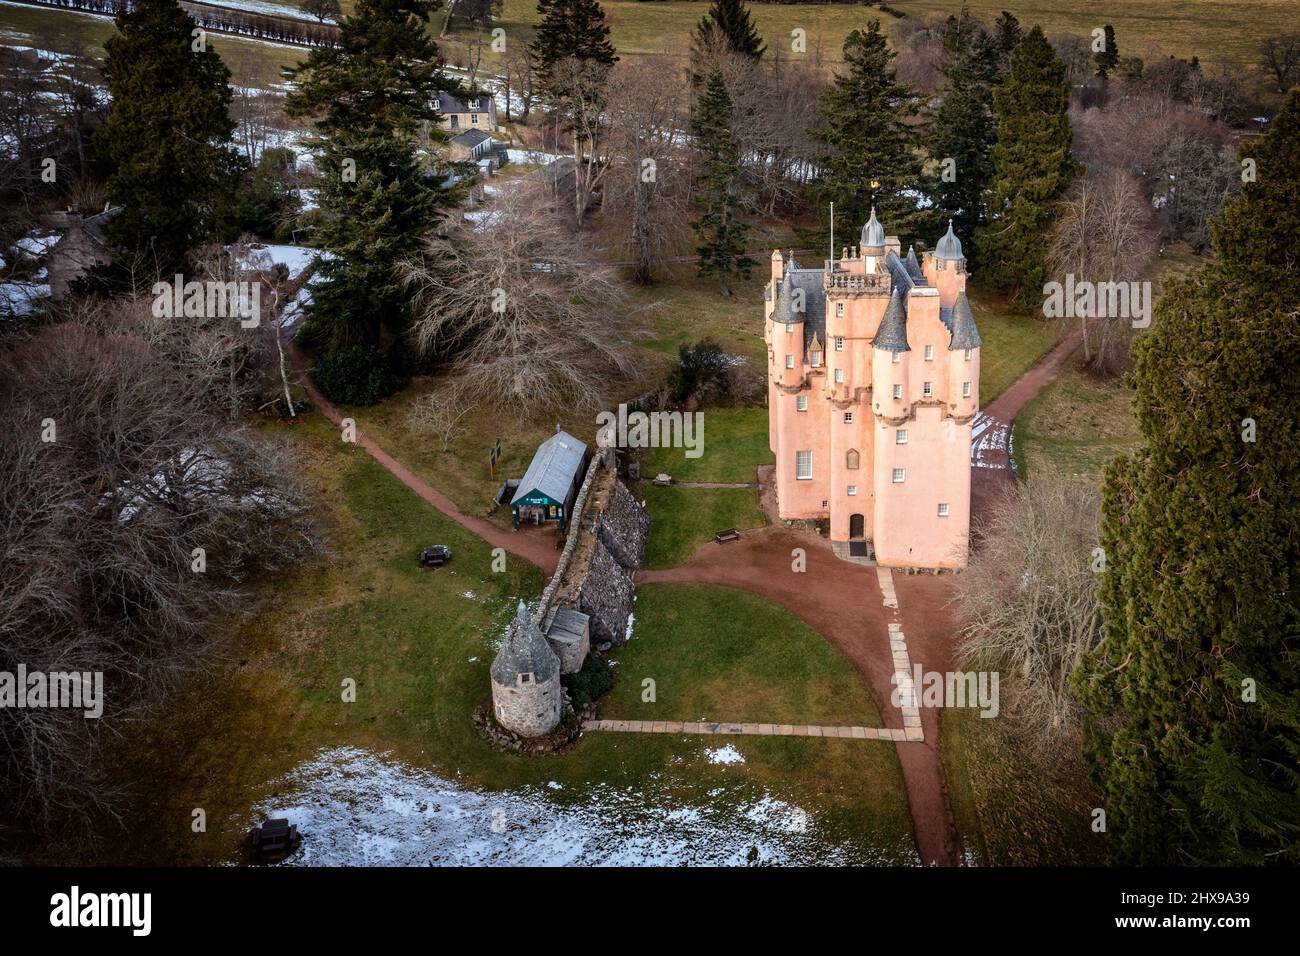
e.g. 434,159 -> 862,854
409,378 -> 476,451
400,184 -> 639,411
1047,168 -> 1158,376
953,478 -> 1104,749
1259,34 -> 1300,93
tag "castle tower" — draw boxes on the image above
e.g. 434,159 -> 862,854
490,601 -> 562,737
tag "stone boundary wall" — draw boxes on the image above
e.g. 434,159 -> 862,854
533,448 -> 609,625
597,479 -> 650,571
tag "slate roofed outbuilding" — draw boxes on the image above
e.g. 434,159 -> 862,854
450,129 -> 491,148
511,429 -> 588,507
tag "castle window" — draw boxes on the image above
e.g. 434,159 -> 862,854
785,322 -> 793,334
835,336 -> 844,351
843,412 -> 853,424
519,673 -> 533,685
896,429 -> 908,444
796,395 -> 808,411
846,449 -> 860,469
963,381 -> 972,398
964,349 -> 972,361
892,468 -> 905,483
924,345 -> 934,361
834,368 -> 844,384
836,303 -> 844,317
810,349 -> 822,366
847,485 -> 858,496
822,500 -> 829,508
786,354 -> 795,369
796,451 -> 813,480
938,503 -> 950,517
892,384 -> 903,399
923,381 -> 933,397
892,352 -> 901,364
937,260 -> 946,271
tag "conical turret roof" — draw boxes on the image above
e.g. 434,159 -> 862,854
948,292 -> 982,350
861,207 -> 885,249
491,601 -> 560,685
873,289 -> 910,352
934,220 -> 964,260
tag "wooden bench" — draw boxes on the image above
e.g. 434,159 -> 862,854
714,528 -> 741,544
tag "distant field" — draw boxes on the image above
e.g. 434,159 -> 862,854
6,0 -> 1283,75
478,0 -> 1286,70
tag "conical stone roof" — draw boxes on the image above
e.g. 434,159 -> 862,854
873,289 -> 910,352
491,601 -> 560,685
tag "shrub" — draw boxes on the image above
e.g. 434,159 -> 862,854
668,338 -> 730,406
563,651 -> 614,709
313,344 -> 401,406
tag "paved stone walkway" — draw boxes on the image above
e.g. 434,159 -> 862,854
876,566 -> 899,609
583,719 -> 922,741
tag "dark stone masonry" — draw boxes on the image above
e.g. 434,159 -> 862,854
597,479 -> 650,571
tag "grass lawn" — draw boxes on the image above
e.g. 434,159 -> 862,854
642,405 -> 773,483
641,484 -> 766,569
1012,354 -> 1142,480
970,286 -> 1062,405
940,709 -> 1107,865
610,583 -> 882,726
88,411 -> 914,865
630,262 -> 771,366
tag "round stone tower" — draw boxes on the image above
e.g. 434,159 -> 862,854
490,601 -> 563,737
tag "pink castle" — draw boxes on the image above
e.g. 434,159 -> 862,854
764,210 -> 981,569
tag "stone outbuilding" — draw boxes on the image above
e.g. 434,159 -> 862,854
543,606 -> 591,674
490,602 -> 563,737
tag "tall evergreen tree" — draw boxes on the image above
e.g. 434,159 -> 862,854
975,25 -> 1076,299
993,10 -> 1021,73
286,0 -> 458,363
96,0 -> 238,276
532,0 -> 617,80
1094,24 -> 1119,78
929,7 -> 1001,250
1075,89 -> 1300,865
691,71 -> 751,296
692,0 -> 765,62
810,22 -> 922,248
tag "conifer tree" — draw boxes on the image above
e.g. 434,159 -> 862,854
993,10 -> 1021,72
929,7 -> 1001,249
810,22 -> 922,248
532,0 -> 617,81
1075,90 -> 1300,865
692,0 -> 765,62
1094,24 -> 1119,78
975,25 -> 1076,299
691,71 -> 751,296
286,0 -> 458,365
96,0 -> 238,276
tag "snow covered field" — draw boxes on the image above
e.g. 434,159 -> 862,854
239,747 -> 908,866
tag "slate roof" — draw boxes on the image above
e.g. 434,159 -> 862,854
948,291 -> 982,349
873,289 -> 910,352
437,91 -> 491,114
491,601 -> 560,684
905,246 -> 923,281
547,606 -> 589,647
934,219 -> 964,260
861,207 -> 885,248
450,129 -> 491,148
771,263 -> 828,351
511,429 -> 588,507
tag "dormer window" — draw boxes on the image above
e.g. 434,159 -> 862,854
469,99 -> 480,110
810,349 -> 822,366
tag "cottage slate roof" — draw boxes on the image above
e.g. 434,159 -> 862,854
934,220 -> 964,260
491,601 -> 560,684
873,289 -> 910,352
948,292 -> 982,349
547,606 -> 589,647
511,429 -> 588,507
450,129 -> 491,148
437,91 -> 491,114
